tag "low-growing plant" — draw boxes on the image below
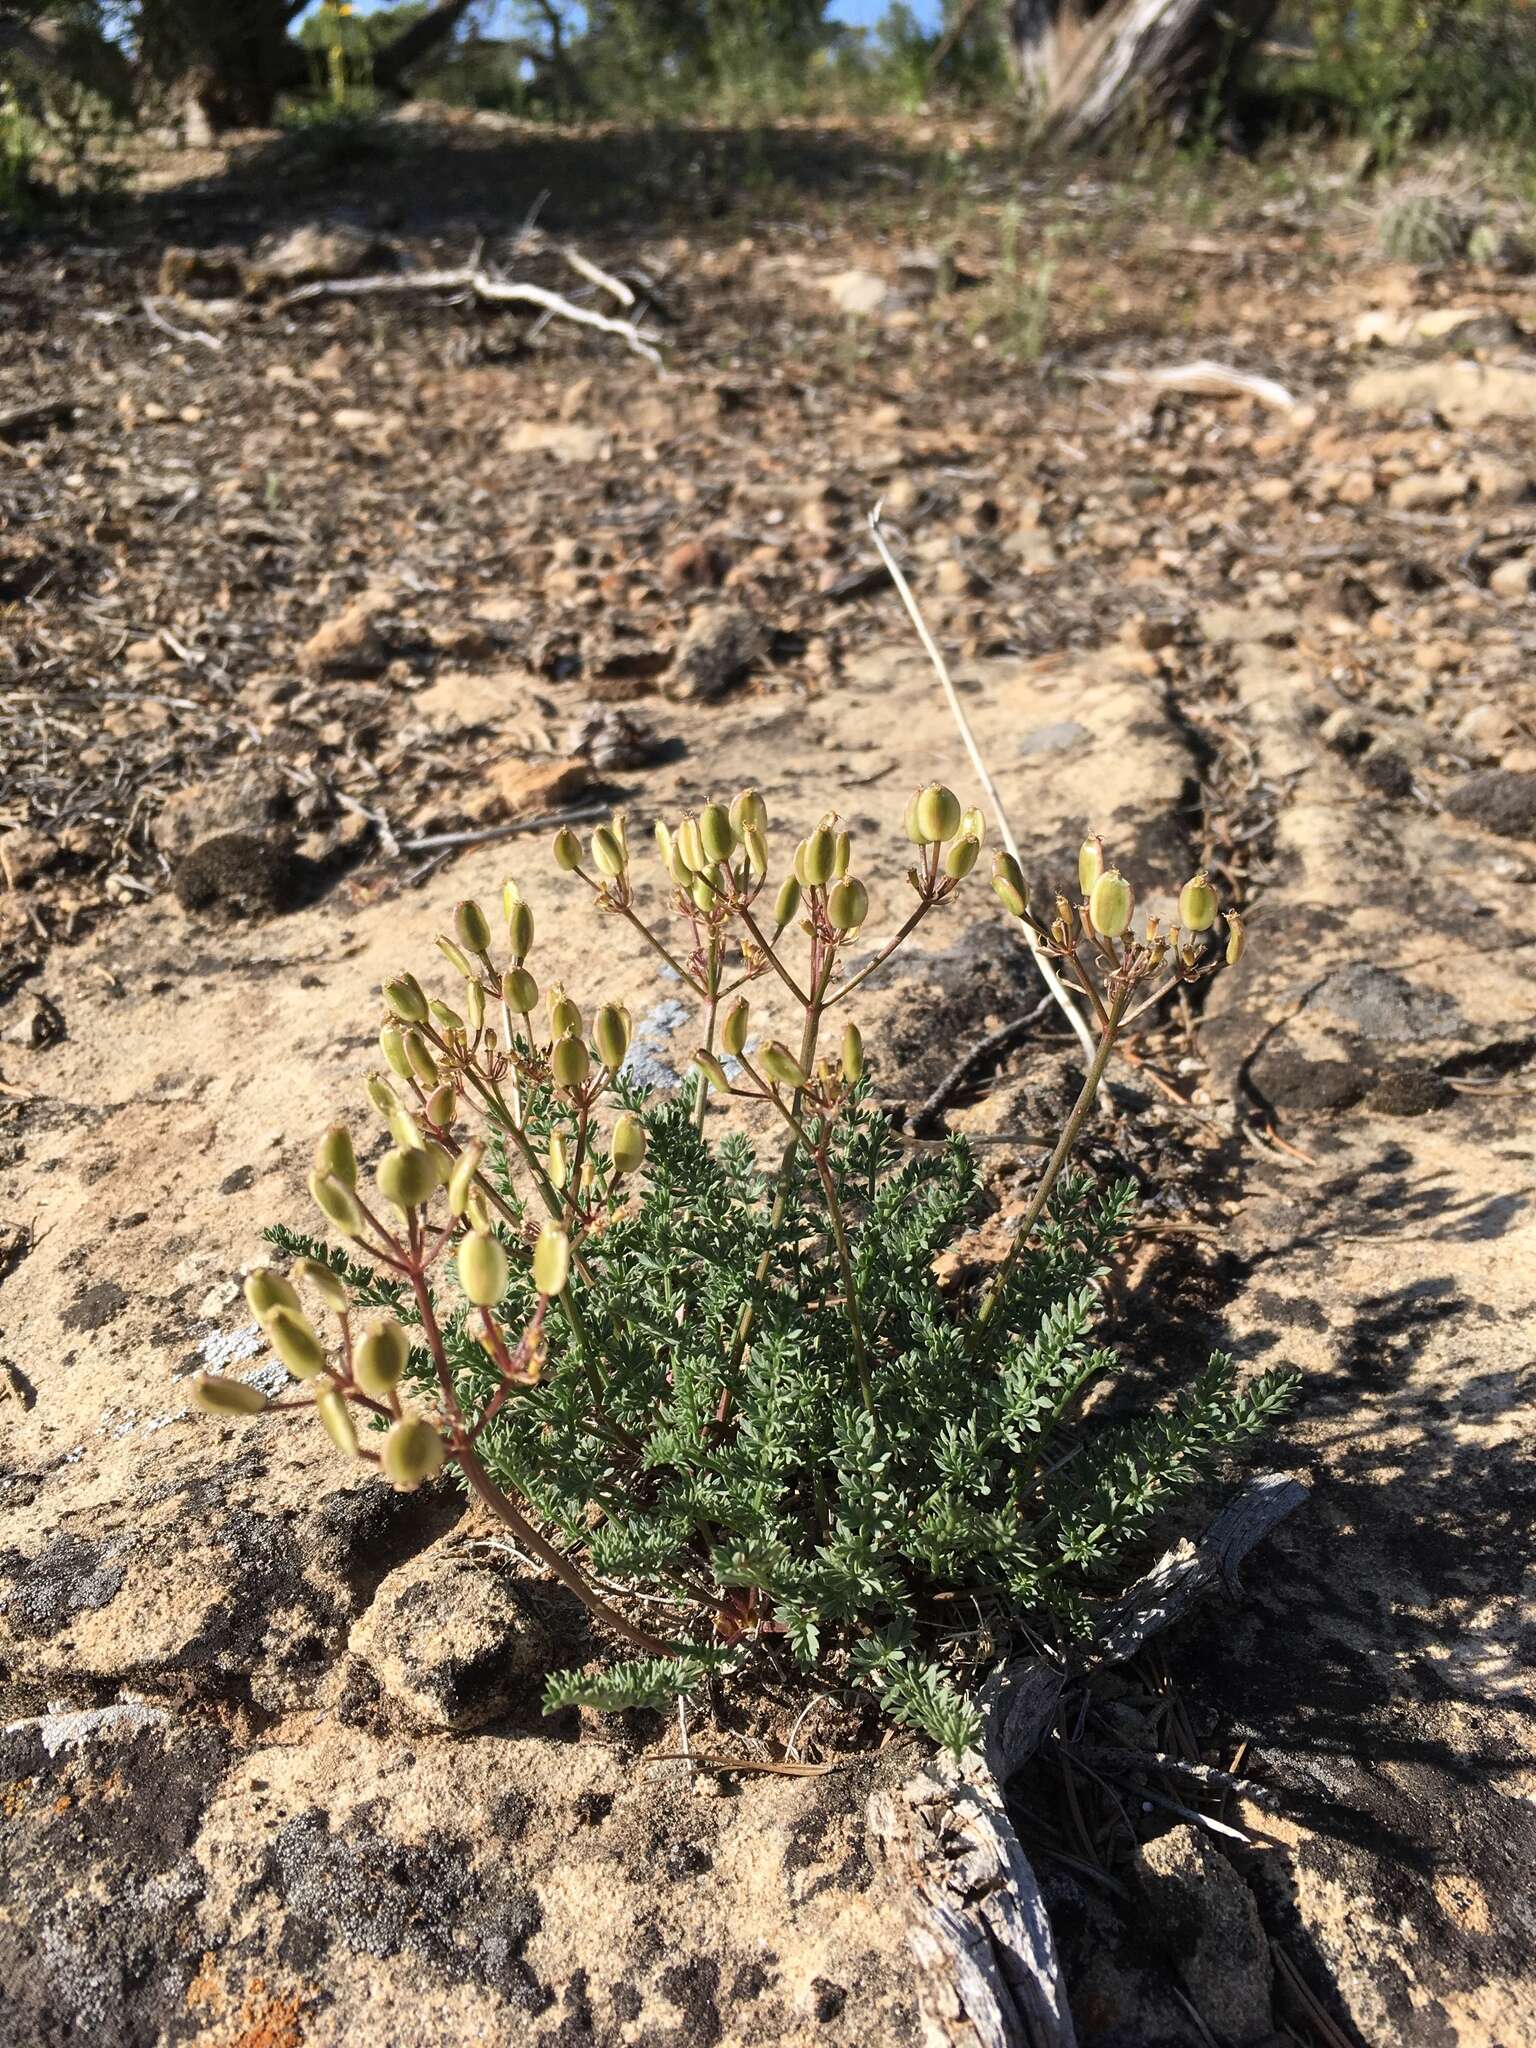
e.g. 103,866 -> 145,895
192,787 -> 1293,1754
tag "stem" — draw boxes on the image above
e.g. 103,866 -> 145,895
408,1267 -> 684,1658
695,983 -> 719,1134
826,901 -> 932,1007
813,1148 -> 872,1412
972,984 -> 1129,1348
728,986 -> 826,1375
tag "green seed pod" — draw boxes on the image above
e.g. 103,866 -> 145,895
355,1317 -> 410,1395
309,1170 -> 364,1239
591,824 -> 626,878
547,1131 -> 568,1188
506,899 -> 535,960
593,1003 -> 631,1071
532,1223 -> 570,1298
552,826 -> 583,872
1224,911 -> 1246,966
382,973 -> 428,1024
693,1049 -> 731,1093
654,819 -> 674,867
429,1141 -> 455,1186
458,1230 -> 510,1307
379,1025 -> 411,1080
743,825 -> 768,879
774,876 -> 801,927
551,1034 -> 591,1091
699,803 -> 736,865
833,830 -> 852,880
1088,869 -> 1134,939
960,805 -> 987,848
502,966 -> 538,1016
455,898 -> 493,957
501,878 -> 523,922
760,1041 -> 809,1091
549,989 -> 581,1039
381,1416 -> 446,1491
267,1304 -> 326,1381
464,1189 -> 490,1231
464,980 -> 485,1036
940,833 -> 976,880
385,1105 -> 424,1153
802,825 -> 836,888
435,935 -> 473,979
690,872 -> 719,916
447,1141 -> 483,1217
827,877 -> 869,931
1078,836 -> 1104,896
902,788 -> 925,843
1178,874 -> 1219,933
730,788 -> 767,837
842,1022 -> 864,1083
316,1386 -> 359,1458
424,1082 -> 456,1128
192,1371 -> 268,1417
400,1031 -> 435,1088
294,1257 -> 348,1314
245,1267 -> 300,1322
367,1073 -> 401,1118
915,783 -> 962,844
675,817 -> 705,874
377,1145 -> 439,1213
721,997 -> 749,1057
991,851 -> 1028,917
428,1000 -> 464,1037
611,1113 -> 646,1177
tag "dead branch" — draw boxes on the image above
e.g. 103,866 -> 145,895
868,1474 -> 1306,2046
278,266 -> 663,367
1091,1471 -> 1308,1666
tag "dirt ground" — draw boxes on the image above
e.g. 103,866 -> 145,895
2,111 -> 1535,2047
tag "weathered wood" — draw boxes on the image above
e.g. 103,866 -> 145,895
1090,1471 -> 1308,1666
869,1474 -> 1307,2046
1009,0 -> 1279,148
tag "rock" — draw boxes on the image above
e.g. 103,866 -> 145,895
1349,360 -> 1536,427
300,593 -> 390,676
1249,1046 -> 1368,1113
661,538 -> 726,592
1387,467 -> 1469,512
1351,306 -> 1519,352
668,605 -> 766,702
504,419 -> 609,463
568,707 -> 667,772
1469,454 -> 1529,505
1334,467 -> 1377,506
1444,768 -> 1536,840
152,763 -> 294,861
483,755 -> 592,819
348,1544 -> 554,1731
1134,1824 -> 1274,2046
246,221 -> 382,290
156,245 -> 244,299
1489,555 -> 1534,600
1366,1064 -> 1455,1116
821,268 -> 892,318
0,826 -> 60,889
171,831 -> 298,923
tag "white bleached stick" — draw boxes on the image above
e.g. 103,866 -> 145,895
867,507 -> 1097,1067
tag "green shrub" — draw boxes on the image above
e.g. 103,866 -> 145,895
196,789 -> 1293,1755
1288,2 -> 1536,146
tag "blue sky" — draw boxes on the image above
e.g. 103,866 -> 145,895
297,2 -> 944,31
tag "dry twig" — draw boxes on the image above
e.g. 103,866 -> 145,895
867,508 -> 1097,1068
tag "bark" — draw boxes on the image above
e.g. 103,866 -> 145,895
1010,0 -> 1279,147
371,0 -> 479,95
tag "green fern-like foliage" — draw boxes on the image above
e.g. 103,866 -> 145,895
274,1074 -> 1294,1753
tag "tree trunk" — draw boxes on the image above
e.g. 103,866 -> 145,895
371,0 -> 479,96
1010,0 -> 1279,147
